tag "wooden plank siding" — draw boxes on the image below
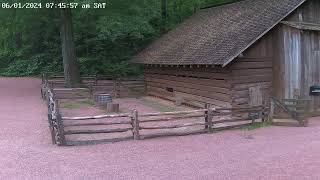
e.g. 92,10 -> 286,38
144,66 -> 232,108
277,25 -> 320,112
286,0 -> 320,24
228,32 -> 274,108
273,0 -> 320,113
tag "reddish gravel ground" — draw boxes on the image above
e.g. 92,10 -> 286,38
1,77 -> 320,180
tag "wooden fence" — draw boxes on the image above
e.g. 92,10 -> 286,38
41,74 -> 268,146
44,92 -> 267,146
44,86 -> 65,145
42,74 -> 145,98
269,97 -> 311,126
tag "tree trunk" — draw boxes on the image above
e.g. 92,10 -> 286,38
15,32 -> 22,49
60,8 -> 81,88
161,0 -> 168,33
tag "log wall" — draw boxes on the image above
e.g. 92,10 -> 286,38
144,66 -> 232,108
228,32 -> 274,108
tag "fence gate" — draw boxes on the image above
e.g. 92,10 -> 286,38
269,97 -> 311,126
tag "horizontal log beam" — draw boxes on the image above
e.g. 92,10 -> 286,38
64,121 -> 132,127
65,136 -> 133,146
215,106 -> 264,111
64,128 -> 132,135
140,129 -> 207,139
213,122 -> 254,131
213,117 -> 251,124
140,122 -> 206,130
62,113 -> 130,120
140,114 -> 204,123
140,109 -> 207,117
53,88 -> 89,91
55,97 -> 92,100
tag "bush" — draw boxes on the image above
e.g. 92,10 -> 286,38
0,54 -> 63,77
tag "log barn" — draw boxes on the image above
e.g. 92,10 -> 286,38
132,0 -> 320,112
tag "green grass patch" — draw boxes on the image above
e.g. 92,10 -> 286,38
79,99 -> 95,106
74,90 -> 90,97
240,122 -> 270,131
140,98 -> 178,112
61,99 -> 95,109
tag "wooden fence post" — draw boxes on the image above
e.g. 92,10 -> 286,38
88,83 -> 94,98
204,103 -> 209,129
131,109 -> 140,140
94,74 -> 98,85
47,113 -> 56,144
41,73 -> 45,84
46,92 -> 51,113
269,98 -> 275,123
113,80 -> 118,98
207,107 -> 213,133
54,100 -> 65,146
56,113 -> 66,146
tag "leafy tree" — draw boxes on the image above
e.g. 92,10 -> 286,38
0,0 -> 241,77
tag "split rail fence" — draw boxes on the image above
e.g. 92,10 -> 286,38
43,89 -> 267,145
41,74 -> 146,99
42,74 -> 268,146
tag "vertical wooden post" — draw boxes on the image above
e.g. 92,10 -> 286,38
301,99 -> 311,127
117,79 -> 121,98
113,80 -> 118,98
55,101 -> 65,146
207,107 -> 213,133
41,85 -> 44,99
269,98 -> 275,122
48,114 -> 56,144
88,83 -> 94,98
131,109 -> 140,140
95,74 -> 98,85
250,113 -> 256,124
41,73 -> 44,85
144,77 -> 147,96
54,99 -> 60,118
261,106 -> 267,122
56,113 -> 66,146
204,103 -> 209,129
46,93 -> 51,113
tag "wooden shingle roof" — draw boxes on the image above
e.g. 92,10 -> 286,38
132,0 -> 306,66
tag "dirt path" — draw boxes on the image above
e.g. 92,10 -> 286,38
1,77 -> 320,180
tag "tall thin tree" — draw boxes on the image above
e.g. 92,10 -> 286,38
60,8 -> 81,87
161,0 -> 168,32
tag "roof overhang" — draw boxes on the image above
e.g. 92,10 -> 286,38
281,21 -> 320,31
221,0 -> 307,67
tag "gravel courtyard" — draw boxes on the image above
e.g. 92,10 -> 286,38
1,77 -> 320,180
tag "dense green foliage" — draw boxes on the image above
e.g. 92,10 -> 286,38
0,0 -> 239,77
